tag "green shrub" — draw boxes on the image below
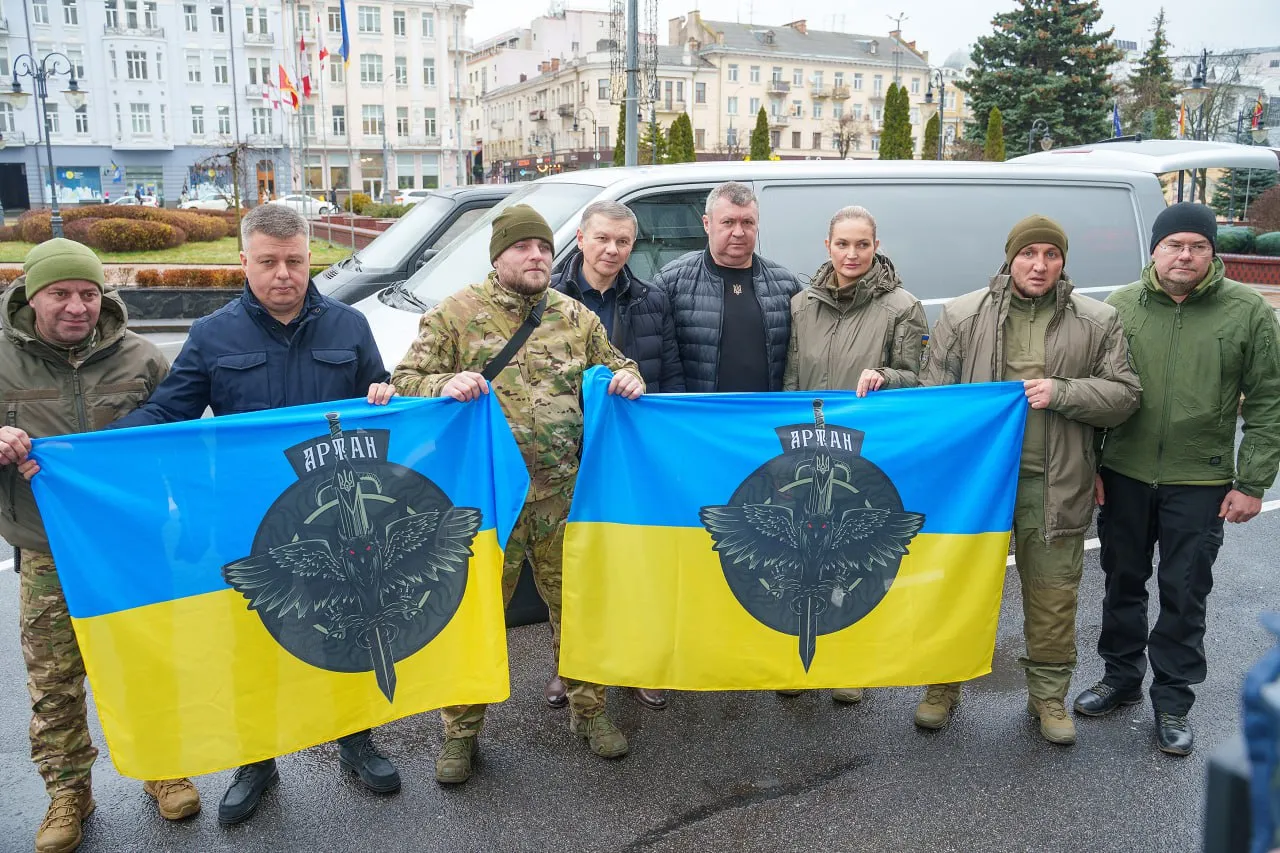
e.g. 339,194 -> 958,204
61,205 -> 229,241
63,217 -> 102,245
17,210 -> 52,244
1254,232 -> 1280,256
362,203 -> 411,219
0,269 -> 21,286
87,219 -> 185,252
344,192 -> 373,214
1216,226 -> 1255,254
0,225 -> 18,242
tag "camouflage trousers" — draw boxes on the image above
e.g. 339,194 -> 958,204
441,490 -> 606,739
1012,475 -> 1085,701
18,549 -> 97,796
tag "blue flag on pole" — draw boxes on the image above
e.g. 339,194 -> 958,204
31,395 -> 528,779
1113,101 -> 1122,137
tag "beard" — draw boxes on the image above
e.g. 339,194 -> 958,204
1158,274 -> 1199,298
500,269 -> 550,295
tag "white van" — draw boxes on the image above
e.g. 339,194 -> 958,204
353,158 -> 1213,365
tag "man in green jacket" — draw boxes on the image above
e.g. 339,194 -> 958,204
916,215 -> 1141,745
1074,203 -> 1280,756
0,239 -> 197,853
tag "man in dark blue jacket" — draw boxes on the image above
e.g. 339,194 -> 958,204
652,181 -> 801,392
114,203 -> 400,825
545,200 -> 681,712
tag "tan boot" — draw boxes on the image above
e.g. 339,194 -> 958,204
914,683 -> 962,729
1028,698 -> 1077,745
569,712 -> 629,759
832,688 -> 864,704
35,790 -> 95,853
143,778 -> 201,820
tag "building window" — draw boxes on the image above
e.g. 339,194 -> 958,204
834,71 -> 844,87
694,128 -> 704,148
421,11 -> 433,38
130,102 -> 150,134
0,103 -> 16,134
695,81 -> 706,104
727,64 -> 738,82
332,104 -> 345,134
793,68 -> 803,86
791,130 -> 800,148
114,102 -> 121,133
328,6 -> 341,32
126,50 -> 148,80
423,58 -> 435,86
248,58 -> 271,86
360,54 -> 382,84
104,0 -> 117,28
598,126 -> 608,148
190,105 -> 204,135
108,48 -> 116,76
1271,59 -> 1280,68
251,107 -> 272,135
910,77 -> 920,94
598,78 -> 608,100
66,48 -> 84,78
812,102 -> 823,119
873,75 -> 882,95
63,0 -> 78,25
44,103 -> 59,134
362,104 -> 383,135
396,106 -> 409,137
394,56 -> 407,85
853,73 -> 862,91
770,129 -> 781,148
33,0 -> 50,25
871,135 -> 880,151
143,0 -> 156,28
423,107 -> 436,136
749,65 -> 760,83
182,2 -> 196,31
813,71 -> 823,88
123,0 -> 136,28
812,131 -> 821,149
727,96 -> 737,115
771,66 -> 782,82
853,103 -> 863,120
832,102 -> 843,119
392,10 -> 405,36
155,50 -> 163,80
357,6 -> 379,33
301,104 -> 315,136
330,61 -> 344,83
210,4 -> 224,32
749,97 -> 760,114
726,127 -> 737,147
297,4 -> 310,31
217,105 -> 231,134
187,54 -> 201,83
791,100 -> 802,117
212,55 -> 228,84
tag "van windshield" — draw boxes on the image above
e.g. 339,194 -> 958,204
356,195 -> 457,269
407,181 -> 600,305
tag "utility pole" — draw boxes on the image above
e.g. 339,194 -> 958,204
887,12 -> 907,84
453,11 -> 466,186
624,0 -> 638,166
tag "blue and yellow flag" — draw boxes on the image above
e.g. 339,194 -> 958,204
561,370 -> 1027,690
32,395 -> 528,780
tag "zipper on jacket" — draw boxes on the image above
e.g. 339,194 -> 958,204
1040,304 -> 1064,540
1152,303 -> 1182,486
71,366 -> 89,432
3,410 -> 18,522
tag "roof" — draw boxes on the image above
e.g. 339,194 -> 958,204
693,19 -> 929,68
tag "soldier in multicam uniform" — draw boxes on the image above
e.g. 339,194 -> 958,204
0,239 -> 201,853
391,204 -> 645,785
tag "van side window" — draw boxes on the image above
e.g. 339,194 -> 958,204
626,190 -> 712,280
432,207 -> 488,249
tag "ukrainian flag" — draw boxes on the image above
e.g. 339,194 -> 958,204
561,369 -> 1027,690
32,395 -> 527,780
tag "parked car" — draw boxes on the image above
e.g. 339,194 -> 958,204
316,184 -> 516,305
353,150 -> 1277,369
180,191 -> 241,211
270,193 -> 338,218
111,195 -> 158,207
393,189 -> 434,206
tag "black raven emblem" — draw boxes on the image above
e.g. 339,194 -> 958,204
700,400 -> 925,671
223,412 -> 482,701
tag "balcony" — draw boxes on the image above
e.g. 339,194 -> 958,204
529,109 -> 546,121
407,135 -> 442,147
831,85 -> 851,100
450,84 -> 476,100
110,133 -> 175,151
246,133 -> 282,147
103,24 -> 164,37
810,86 -> 831,99
656,100 -> 687,114
244,31 -> 273,44
0,130 -> 28,146
869,89 -> 885,102
766,80 -> 790,96
556,103 -> 575,118
768,114 -> 790,128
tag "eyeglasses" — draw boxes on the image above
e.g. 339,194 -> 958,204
1157,241 -> 1213,257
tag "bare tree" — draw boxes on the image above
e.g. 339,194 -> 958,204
191,141 -> 272,249
828,113 -> 869,159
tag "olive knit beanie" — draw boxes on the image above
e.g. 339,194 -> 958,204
22,238 -> 106,300
489,204 -> 554,263
1004,214 -> 1069,267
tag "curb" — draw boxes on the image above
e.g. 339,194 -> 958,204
129,320 -> 195,333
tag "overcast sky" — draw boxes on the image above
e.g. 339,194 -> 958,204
468,0 -> 1279,62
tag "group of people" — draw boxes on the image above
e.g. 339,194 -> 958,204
0,181 -> 1276,852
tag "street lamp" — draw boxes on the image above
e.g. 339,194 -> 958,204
571,107 -> 599,164
922,69 -> 946,160
1027,117 -> 1053,154
1179,49 -> 1211,201
1,52 -> 87,238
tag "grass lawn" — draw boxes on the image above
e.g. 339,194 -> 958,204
0,237 -> 353,266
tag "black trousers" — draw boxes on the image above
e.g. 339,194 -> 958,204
1097,468 -> 1229,716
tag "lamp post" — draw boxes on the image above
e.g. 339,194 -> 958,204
1180,49 -> 1211,202
571,107 -> 599,166
2,52 -> 87,238
1026,117 -> 1053,155
1226,104 -> 1271,222
922,69 -> 946,160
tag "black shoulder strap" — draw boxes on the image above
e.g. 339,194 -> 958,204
482,295 -> 547,381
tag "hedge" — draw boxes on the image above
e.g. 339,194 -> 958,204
62,217 -> 102,245
1255,232 -> 1280,257
344,192 -> 373,214
0,225 -> 17,242
362,203 -> 411,219
12,207 -> 230,247
0,269 -> 20,286
1217,226 -> 1255,254
17,209 -> 53,244
87,220 -> 185,253
133,268 -> 244,287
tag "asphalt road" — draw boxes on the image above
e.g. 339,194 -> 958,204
1,484 -> 1278,853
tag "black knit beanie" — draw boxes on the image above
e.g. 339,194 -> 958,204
1150,203 -> 1217,254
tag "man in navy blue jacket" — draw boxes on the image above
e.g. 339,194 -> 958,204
114,203 -> 399,825
546,200 -> 681,712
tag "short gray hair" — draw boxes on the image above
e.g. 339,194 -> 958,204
828,205 -> 877,240
241,202 -> 310,245
580,200 -> 637,232
704,181 -> 757,215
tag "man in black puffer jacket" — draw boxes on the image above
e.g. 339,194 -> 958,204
550,200 -> 683,394
652,181 -> 801,392
546,199 -> 681,713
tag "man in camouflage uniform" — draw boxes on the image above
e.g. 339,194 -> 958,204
391,204 -> 644,785
0,239 -> 200,853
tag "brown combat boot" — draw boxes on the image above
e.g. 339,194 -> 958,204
1028,697 -> 1077,745
143,778 -> 201,820
35,790 -> 95,853
832,688 -> 864,704
914,683 -> 962,729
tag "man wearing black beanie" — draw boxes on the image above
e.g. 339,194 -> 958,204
1076,202 -> 1280,756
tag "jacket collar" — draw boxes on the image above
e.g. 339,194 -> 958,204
701,248 -> 757,278
241,280 -> 326,329
806,253 -> 900,311
553,248 -> 638,302
988,268 -> 1075,316
486,271 -> 548,317
2,278 -> 130,364
1138,256 -> 1224,305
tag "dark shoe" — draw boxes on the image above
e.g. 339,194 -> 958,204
545,674 -> 568,709
435,736 -> 478,785
1073,681 -> 1142,717
217,759 -> 278,826
776,689 -> 803,697
634,688 -> 667,710
337,731 -> 401,793
1156,712 -> 1194,756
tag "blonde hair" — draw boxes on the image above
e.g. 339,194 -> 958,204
827,205 -> 877,241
